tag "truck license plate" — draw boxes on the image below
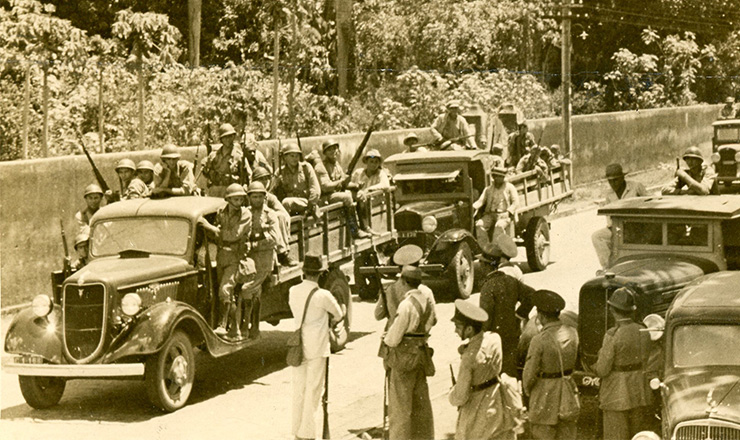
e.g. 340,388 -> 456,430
398,231 -> 417,238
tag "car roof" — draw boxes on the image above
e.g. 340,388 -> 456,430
668,271 -> 740,321
385,150 -> 490,166
712,119 -> 740,127
598,195 -> 740,219
92,196 -> 226,223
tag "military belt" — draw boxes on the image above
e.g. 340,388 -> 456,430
471,376 -> 499,392
613,363 -> 642,372
537,369 -> 573,379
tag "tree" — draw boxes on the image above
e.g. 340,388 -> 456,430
112,9 -> 181,149
187,0 -> 201,66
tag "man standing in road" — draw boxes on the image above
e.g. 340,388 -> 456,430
251,167 -> 297,267
449,299 -> 518,440
473,167 -> 519,253
591,164 -> 649,268
661,146 -> 717,195
202,123 -> 248,198
383,265 -> 437,440
595,287 -> 653,440
289,254 -> 344,440
431,100 -> 478,150
272,143 -> 321,218
153,144 -> 196,197
522,290 -> 580,440
75,183 -> 104,235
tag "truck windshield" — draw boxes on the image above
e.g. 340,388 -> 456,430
716,126 -> 740,143
673,325 -> 740,368
90,218 -> 191,257
398,177 -> 464,195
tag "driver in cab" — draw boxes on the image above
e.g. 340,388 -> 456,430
430,100 -> 478,150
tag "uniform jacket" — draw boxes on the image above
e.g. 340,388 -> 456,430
594,319 -> 652,411
661,164 -> 717,196
213,205 -> 251,266
124,177 -> 152,200
314,159 -> 347,195
522,321 -> 579,425
515,154 -> 548,174
351,167 -> 391,193
203,145 -> 249,187
154,161 -> 196,195
75,207 -> 98,235
288,279 -> 343,360
265,192 -> 289,216
273,162 -> 321,202
384,288 -> 437,347
247,205 -> 280,252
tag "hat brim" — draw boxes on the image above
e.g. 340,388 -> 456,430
607,300 -> 636,311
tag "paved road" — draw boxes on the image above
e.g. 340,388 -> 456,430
1,208 -> 605,440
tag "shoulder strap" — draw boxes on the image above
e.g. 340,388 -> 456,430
302,162 -> 312,182
408,295 -> 431,334
298,287 -> 320,329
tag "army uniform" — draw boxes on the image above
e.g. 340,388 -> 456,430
243,133 -> 273,180
124,160 -> 155,200
203,126 -> 249,198
75,184 -> 104,236
595,288 -> 652,440
71,232 -> 90,271
515,149 -> 549,175
450,300 -> 518,440
661,164 -> 717,195
522,290 -> 579,440
351,149 -> 391,233
272,144 -> 321,215
154,144 -> 196,196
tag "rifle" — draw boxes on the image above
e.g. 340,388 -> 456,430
195,125 -> 214,185
77,132 -> 110,193
341,116 -> 377,190
323,357 -> 331,439
60,219 -> 72,279
449,364 -> 457,386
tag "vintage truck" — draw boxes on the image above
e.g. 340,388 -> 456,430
710,118 -> 740,192
576,195 -> 740,392
650,271 -> 740,440
3,190 -> 395,412
356,150 -> 572,300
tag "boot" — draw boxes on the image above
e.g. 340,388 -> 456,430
227,297 -> 242,340
249,297 -> 261,340
241,298 -> 253,335
215,299 -> 230,336
347,207 -> 370,239
277,252 -> 298,267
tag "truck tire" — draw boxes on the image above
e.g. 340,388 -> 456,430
354,250 -> 381,301
447,242 -> 474,299
323,268 -> 352,353
18,376 -> 65,409
524,216 -> 550,272
145,330 -> 195,412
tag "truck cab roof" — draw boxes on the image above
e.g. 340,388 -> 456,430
667,271 -> 740,322
92,196 -> 226,224
598,195 -> 740,219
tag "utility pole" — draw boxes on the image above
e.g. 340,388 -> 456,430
561,0 -> 573,179
336,0 -> 352,97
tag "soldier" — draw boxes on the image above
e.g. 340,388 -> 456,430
473,167 -> 519,254
592,164 -> 650,268
288,254 -> 344,440
243,133 -> 272,178
71,232 -> 90,271
595,287 -> 653,440
75,184 -> 104,235
240,181 -> 281,339
251,167 -> 297,267
272,143 -> 321,218
351,148 -> 391,234
490,144 -> 506,169
522,290 -> 580,440
314,139 -> 369,239
123,160 -> 155,200
507,122 -> 535,167
431,100 -> 477,150
449,299 -> 518,440
401,133 -> 428,153
515,145 -> 549,177
383,265 -> 437,440
202,123 -> 248,198
107,158 -> 136,202
662,146 -> 717,195
153,144 -> 196,197
479,232 -> 535,378
720,96 -> 737,119
197,183 -> 251,338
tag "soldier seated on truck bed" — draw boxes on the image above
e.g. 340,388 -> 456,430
272,143 -> 321,220
351,149 -> 391,235
473,167 -> 519,255
153,144 -> 197,197
661,146 -> 718,196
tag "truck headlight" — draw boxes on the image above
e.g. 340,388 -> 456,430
121,293 -> 142,316
711,152 -> 721,164
32,295 -> 53,317
422,216 -> 438,233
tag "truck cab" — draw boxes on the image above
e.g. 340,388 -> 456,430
710,119 -> 740,192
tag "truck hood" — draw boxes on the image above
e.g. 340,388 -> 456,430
606,256 -> 710,292
66,255 -> 193,289
664,370 -> 740,427
396,201 -> 453,217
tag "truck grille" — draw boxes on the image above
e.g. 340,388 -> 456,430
675,423 -> 740,440
718,149 -> 738,178
395,211 -> 420,232
63,283 -> 106,362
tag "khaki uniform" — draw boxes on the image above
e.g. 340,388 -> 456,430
273,162 -> 321,214
479,270 -> 535,377
315,159 -> 353,207
213,205 -> 251,303
352,167 -> 391,230
202,146 -> 249,198
595,318 -> 652,440
661,164 -> 717,195
242,206 -> 279,298
449,331 -> 516,440
522,321 -> 579,440
154,161 -> 196,195
592,180 -> 649,268
265,192 -> 291,256
123,177 -> 152,200
74,207 -> 98,236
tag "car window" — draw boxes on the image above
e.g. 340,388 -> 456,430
666,223 -> 709,247
673,325 -> 740,368
398,174 -> 464,195
715,126 -> 740,143
623,221 -> 662,245
91,217 -> 191,257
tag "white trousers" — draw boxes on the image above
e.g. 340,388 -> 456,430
592,227 -> 612,268
292,356 -> 327,439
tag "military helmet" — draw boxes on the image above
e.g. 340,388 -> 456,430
252,167 -> 271,181
281,143 -> 302,156
682,146 -> 703,161
403,133 -> 419,145
322,139 -> 340,153
136,160 -> 155,172
84,184 -> 104,197
363,149 -> 382,162
160,144 -> 181,159
247,181 -> 267,195
115,158 -> 136,171
224,183 -> 247,199
74,232 -> 90,248
218,123 -> 237,139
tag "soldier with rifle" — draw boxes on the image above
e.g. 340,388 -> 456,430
123,160 -> 155,200
507,121 -> 536,167
75,184 -> 104,236
103,158 -> 136,203
243,133 -> 272,179
202,123 -> 249,198
153,144 -> 196,197
351,149 -> 391,235
272,143 -> 322,220
661,146 -> 717,195
430,100 -> 478,150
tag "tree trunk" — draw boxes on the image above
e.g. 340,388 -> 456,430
22,61 -> 30,160
336,0 -> 352,97
98,66 -> 104,153
271,18 -> 281,139
138,57 -> 145,150
42,66 -> 49,157
288,5 -> 297,132
188,0 -> 202,67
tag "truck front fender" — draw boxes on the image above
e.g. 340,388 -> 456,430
4,306 -> 65,364
428,229 -> 483,259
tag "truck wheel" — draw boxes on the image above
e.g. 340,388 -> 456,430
354,251 -> 381,301
18,376 -> 65,409
448,242 -> 474,299
145,330 -> 195,412
524,216 -> 550,272
323,268 -> 352,353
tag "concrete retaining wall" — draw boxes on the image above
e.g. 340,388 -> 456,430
0,104 -> 720,306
